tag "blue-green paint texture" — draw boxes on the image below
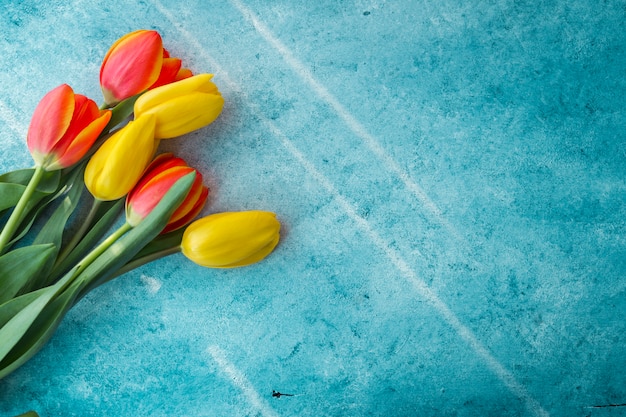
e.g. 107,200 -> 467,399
0,0 -> 624,416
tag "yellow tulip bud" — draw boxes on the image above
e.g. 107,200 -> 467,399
84,114 -> 158,201
181,211 -> 280,268
134,74 -> 224,139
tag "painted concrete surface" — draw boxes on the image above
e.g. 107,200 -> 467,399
0,0 -> 625,416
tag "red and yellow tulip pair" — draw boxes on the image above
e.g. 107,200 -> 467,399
84,73 -> 224,200
100,29 -> 193,107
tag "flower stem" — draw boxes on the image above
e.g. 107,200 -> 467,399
55,198 -> 102,267
114,246 -> 181,278
74,222 -> 132,278
0,165 -> 45,254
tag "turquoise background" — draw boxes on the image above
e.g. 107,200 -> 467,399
1,0 -> 625,416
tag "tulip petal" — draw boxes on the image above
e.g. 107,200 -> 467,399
84,114 -> 156,201
149,92 -> 225,139
100,30 -> 163,105
221,233 -> 280,268
162,185 -> 208,234
181,211 -> 280,268
51,110 -> 112,170
150,57 -> 182,89
175,68 -> 193,81
134,74 -> 215,116
27,85 -> 74,163
126,166 -> 195,226
45,96 -> 102,165
61,95 -> 101,140
168,174 -> 205,224
125,153 -> 207,231
127,154 -> 186,200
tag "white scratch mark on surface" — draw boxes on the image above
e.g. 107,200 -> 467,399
151,1 -> 549,416
207,345 -> 280,417
268,120 -> 550,417
229,0 -> 467,247
140,275 -> 162,294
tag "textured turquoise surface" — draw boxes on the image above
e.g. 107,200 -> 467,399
1,0 -> 625,416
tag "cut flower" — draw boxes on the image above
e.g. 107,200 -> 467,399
181,211 -> 280,268
126,153 -> 208,232
84,114 -> 158,201
100,30 -> 164,106
134,74 -> 224,139
27,84 -> 111,171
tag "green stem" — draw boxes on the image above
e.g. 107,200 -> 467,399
114,246 -> 181,278
74,222 -> 132,278
54,198 -> 102,267
0,165 -> 45,254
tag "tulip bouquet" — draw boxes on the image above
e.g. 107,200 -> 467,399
0,30 -> 281,382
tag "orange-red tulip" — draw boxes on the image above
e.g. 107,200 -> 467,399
27,84 -> 111,171
149,49 -> 193,90
125,153 -> 208,231
100,30 -> 164,106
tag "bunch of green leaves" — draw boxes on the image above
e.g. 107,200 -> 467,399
0,96 -> 191,380
0,169 -> 194,379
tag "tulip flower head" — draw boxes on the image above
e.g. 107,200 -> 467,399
27,84 -> 111,171
134,74 -> 224,139
84,114 -> 158,201
149,49 -> 194,90
181,211 -> 280,268
100,30 -> 164,106
126,153 -> 208,231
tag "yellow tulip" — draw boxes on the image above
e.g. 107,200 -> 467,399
134,74 -> 224,139
84,114 -> 158,201
181,211 -> 280,268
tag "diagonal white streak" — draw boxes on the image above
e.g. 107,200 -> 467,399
207,345 -> 280,417
229,0 -> 467,247
151,1 -> 549,416
0,98 -> 27,139
258,113 -> 549,417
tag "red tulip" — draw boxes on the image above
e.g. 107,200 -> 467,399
27,84 -> 111,171
149,49 -> 194,90
100,30 -> 164,106
125,153 -> 208,232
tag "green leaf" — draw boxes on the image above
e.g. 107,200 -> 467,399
105,93 -> 140,131
130,228 -> 185,261
112,228 -> 185,279
0,285 -> 63,364
0,169 -> 62,226
23,168 -> 86,291
33,167 -> 85,248
0,168 -> 61,193
0,172 -> 195,379
3,168 -> 79,249
49,199 -> 124,283
76,172 -> 196,298
0,266 -> 77,368
0,244 -> 56,304
0,169 -> 69,251
0,278 -> 79,380
0,184 -> 28,212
